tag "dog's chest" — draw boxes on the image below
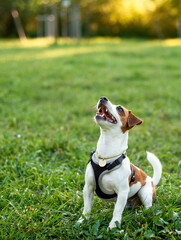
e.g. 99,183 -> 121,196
97,159 -> 131,194
101,172 -> 117,193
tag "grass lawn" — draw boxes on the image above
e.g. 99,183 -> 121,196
0,38 -> 180,239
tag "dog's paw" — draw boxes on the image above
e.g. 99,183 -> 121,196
77,217 -> 84,224
77,213 -> 90,224
107,220 -> 122,231
107,221 -> 117,231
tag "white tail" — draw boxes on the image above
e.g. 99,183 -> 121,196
146,151 -> 162,186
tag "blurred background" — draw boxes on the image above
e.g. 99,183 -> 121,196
1,0 -> 181,41
0,1 -> 181,238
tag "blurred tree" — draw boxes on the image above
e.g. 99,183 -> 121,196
11,9 -> 27,41
0,0 -> 41,37
0,0 -> 180,38
149,0 -> 181,38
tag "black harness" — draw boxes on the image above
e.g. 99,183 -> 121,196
88,150 -> 135,200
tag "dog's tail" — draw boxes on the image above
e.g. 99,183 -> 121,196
146,151 -> 162,186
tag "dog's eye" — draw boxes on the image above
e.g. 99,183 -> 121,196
117,106 -> 124,112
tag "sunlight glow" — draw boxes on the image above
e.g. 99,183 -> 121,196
163,39 -> 181,47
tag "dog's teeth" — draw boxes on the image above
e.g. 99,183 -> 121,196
111,116 -> 116,121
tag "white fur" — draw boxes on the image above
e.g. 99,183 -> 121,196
146,151 -> 162,186
78,98 -> 162,230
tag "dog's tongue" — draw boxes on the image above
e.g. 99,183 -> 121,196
96,112 -> 104,115
97,112 -> 109,120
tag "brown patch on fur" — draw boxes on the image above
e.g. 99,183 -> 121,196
127,193 -> 142,207
118,106 -> 130,133
129,164 -> 147,187
128,111 -> 143,128
151,181 -> 156,202
117,106 -> 143,133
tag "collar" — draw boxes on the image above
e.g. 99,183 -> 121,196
96,150 -> 126,160
90,150 -> 127,171
93,150 -> 127,165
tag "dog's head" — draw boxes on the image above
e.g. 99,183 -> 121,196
94,97 -> 143,133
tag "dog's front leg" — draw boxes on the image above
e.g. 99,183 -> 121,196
78,164 -> 95,223
83,183 -> 94,215
108,189 -> 129,230
77,183 -> 94,223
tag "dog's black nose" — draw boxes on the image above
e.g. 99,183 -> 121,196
100,96 -> 108,102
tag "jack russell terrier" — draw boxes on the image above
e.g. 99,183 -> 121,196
78,97 -> 162,230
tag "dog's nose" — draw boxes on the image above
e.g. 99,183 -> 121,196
100,96 -> 108,102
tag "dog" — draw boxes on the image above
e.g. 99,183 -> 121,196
78,96 -> 162,230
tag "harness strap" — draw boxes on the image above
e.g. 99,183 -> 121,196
130,164 -> 135,183
91,160 -> 117,199
88,150 -> 127,200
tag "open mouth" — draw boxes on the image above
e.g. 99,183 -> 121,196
96,105 -> 117,124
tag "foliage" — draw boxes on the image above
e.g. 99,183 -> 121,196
0,0 -> 181,38
0,38 -> 181,239
80,0 -> 181,38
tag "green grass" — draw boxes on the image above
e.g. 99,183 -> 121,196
0,38 -> 180,239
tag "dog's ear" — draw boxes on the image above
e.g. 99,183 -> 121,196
128,111 -> 143,128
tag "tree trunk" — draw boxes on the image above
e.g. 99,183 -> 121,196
177,19 -> 181,39
52,3 -> 58,43
153,19 -> 164,39
11,9 -> 26,41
